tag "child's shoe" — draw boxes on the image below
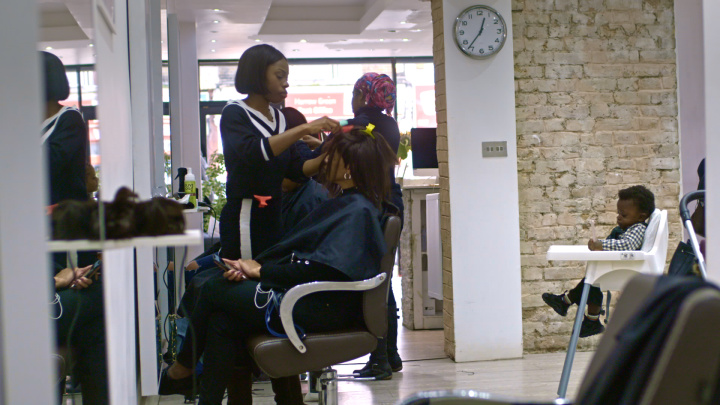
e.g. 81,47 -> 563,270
579,317 -> 605,338
542,293 -> 570,316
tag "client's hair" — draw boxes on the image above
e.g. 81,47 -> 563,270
319,127 -> 396,207
618,185 -> 655,216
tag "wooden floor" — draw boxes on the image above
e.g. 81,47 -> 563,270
67,275 -> 595,405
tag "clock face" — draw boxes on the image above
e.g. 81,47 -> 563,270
453,5 -> 507,59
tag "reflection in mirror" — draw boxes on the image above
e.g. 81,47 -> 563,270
39,1 -> 109,404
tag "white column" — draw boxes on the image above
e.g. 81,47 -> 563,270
94,0 -> 138,403
442,0 -> 523,361
128,0 -> 164,396
703,0 -> 720,284
167,3 -> 204,265
0,1 -> 55,403
675,0 -> 705,196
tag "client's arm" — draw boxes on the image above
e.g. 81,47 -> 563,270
223,258 -> 350,288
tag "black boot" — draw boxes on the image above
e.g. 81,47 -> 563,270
353,337 -> 393,380
270,375 -> 304,404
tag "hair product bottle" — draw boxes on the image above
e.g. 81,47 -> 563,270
184,168 -> 196,207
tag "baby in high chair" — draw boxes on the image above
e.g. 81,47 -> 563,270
542,185 -> 655,337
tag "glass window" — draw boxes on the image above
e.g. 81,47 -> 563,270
79,68 -> 98,106
60,69 -> 80,108
285,63 -> 393,122
395,62 -> 436,133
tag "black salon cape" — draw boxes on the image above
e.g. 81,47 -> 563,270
281,179 -> 329,232
577,276 -> 719,405
256,190 -> 386,282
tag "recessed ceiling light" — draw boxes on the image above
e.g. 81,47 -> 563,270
89,44 -> 94,47
213,20 -> 220,24
400,21 -> 407,24
45,46 -> 53,50
211,39 -> 216,43
160,40 -> 164,43
213,8 -> 221,11
292,49 -> 299,52
300,39 -> 307,43
211,49 -> 216,52
255,39 -> 261,42
388,29 -> 397,33
402,38 -> 410,42
379,38 -> 385,42
411,29 -> 422,32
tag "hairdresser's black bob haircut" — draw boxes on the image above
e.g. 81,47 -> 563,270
234,44 -> 286,95
42,51 -> 70,102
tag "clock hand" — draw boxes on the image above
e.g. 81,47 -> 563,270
468,18 -> 486,49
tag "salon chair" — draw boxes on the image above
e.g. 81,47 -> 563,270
396,274 -> 720,405
246,215 -> 402,405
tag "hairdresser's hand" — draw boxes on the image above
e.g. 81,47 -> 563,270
588,239 -> 603,251
305,117 -> 340,136
302,135 -> 323,150
71,266 -> 94,290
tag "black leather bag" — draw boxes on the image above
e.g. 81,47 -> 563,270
667,241 -> 698,277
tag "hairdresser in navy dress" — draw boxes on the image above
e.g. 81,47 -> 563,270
220,45 -> 339,260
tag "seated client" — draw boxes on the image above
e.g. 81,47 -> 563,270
160,125 -> 398,404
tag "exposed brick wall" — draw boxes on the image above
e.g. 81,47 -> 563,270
513,0 -> 682,352
430,0 -> 455,360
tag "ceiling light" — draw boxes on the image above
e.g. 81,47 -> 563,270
211,39 -> 216,43
211,49 -> 216,52
402,38 -> 410,42
379,39 -> 385,42
213,20 -> 220,24
89,44 -> 94,47
400,21 -> 407,24
411,29 -> 422,32
45,46 -> 53,50
292,49 -> 300,52
300,39 -> 307,43
213,8 -> 221,11
255,39 -> 261,42
388,29 -> 397,33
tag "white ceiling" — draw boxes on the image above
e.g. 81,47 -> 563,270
38,0 -> 433,66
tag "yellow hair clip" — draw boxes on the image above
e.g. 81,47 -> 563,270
361,123 -> 376,139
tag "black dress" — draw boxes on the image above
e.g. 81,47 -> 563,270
219,100 -> 307,260
42,106 -> 88,205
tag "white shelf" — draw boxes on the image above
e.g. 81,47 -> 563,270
47,229 -> 203,252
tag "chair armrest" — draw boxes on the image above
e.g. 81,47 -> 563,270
547,245 -> 646,262
279,273 -> 387,353
396,390 -> 574,405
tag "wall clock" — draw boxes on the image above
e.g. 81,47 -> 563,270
453,5 -> 507,59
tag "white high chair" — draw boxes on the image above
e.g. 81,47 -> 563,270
546,208 -> 668,398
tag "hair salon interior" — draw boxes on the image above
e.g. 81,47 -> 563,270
1,0 -> 719,404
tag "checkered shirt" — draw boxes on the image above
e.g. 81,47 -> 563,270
601,222 -> 647,251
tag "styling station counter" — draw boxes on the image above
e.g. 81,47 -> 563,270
399,176 -> 444,330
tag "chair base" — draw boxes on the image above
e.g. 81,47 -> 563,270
318,367 -> 338,405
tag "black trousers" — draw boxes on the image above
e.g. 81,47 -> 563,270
55,281 -> 108,405
177,275 -> 360,405
567,278 -> 604,307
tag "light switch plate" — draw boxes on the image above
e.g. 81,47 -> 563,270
482,141 -> 508,157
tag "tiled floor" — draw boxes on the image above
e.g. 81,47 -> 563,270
65,274 -> 594,405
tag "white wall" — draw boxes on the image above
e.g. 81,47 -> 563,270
675,0 -> 706,197
442,0 -> 523,361
0,1 -> 55,403
704,0 -> 720,284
